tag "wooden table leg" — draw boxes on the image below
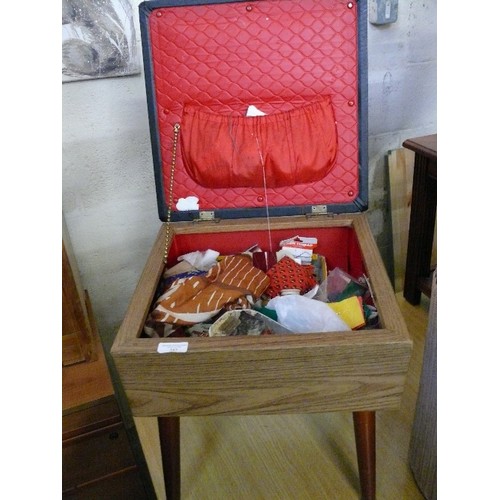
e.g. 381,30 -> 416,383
158,416 -> 181,500
158,413 -> 375,499
353,411 -> 376,500
403,137 -> 437,305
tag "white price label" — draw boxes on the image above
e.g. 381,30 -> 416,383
157,342 -> 189,354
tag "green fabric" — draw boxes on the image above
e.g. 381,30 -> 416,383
253,305 -> 278,322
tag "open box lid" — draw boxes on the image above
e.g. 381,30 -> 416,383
139,0 -> 368,222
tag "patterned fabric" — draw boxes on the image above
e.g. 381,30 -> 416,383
265,256 -> 317,298
149,255 -> 270,325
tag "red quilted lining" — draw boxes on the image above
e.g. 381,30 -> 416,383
148,0 -> 359,213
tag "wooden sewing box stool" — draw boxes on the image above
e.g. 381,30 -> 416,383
111,1 -> 412,498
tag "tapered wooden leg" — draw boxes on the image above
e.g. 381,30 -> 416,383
158,416 -> 181,500
353,411 -> 376,500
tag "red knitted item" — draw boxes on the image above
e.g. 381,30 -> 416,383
265,256 -> 317,298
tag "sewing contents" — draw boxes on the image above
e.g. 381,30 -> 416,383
143,238 -> 379,338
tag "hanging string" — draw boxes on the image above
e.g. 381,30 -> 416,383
255,134 -> 273,252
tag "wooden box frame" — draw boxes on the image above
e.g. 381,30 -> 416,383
112,214 -> 411,418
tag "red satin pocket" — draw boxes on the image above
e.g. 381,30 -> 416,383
180,97 -> 338,189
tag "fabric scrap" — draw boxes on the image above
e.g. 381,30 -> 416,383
265,256 -> 317,298
150,254 -> 270,325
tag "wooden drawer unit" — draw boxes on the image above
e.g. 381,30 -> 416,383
63,400 -> 136,491
62,268 -> 148,498
62,467 -> 148,499
63,398 -> 121,441
62,386 -> 148,499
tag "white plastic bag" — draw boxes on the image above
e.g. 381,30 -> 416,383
266,295 -> 351,333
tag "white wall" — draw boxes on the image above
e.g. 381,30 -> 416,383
62,0 -> 436,338
366,0 -> 436,247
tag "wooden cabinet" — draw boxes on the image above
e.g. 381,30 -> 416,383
62,297 -> 148,499
402,134 -> 437,305
62,219 -> 96,366
62,223 -> 148,498
62,396 -> 147,499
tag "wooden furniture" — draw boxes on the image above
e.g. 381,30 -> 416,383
388,147 -> 415,293
135,291 -> 429,499
111,214 -> 412,500
403,134 -> 437,305
62,222 -> 96,366
62,229 -> 148,499
409,270 -> 437,499
112,4 -> 411,498
62,334 -> 148,499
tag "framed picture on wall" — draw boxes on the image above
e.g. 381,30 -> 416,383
62,0 -> 140,82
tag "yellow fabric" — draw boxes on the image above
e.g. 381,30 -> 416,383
328,296 -> 365,330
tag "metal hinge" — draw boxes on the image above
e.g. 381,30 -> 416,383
193,211 -> 217,222
306,205 -> 335,219
305,205 -> 333,218
311,205 -> 328,215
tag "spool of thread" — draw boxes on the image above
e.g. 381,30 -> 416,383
280,288 -> 301,296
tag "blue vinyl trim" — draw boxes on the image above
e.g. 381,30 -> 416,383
356,0 -> 369,212
139,2 -> 167,220
141,0 -> 246,9
171,203 -> 358,222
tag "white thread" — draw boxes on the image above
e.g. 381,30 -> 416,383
255,135 -> 273,252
